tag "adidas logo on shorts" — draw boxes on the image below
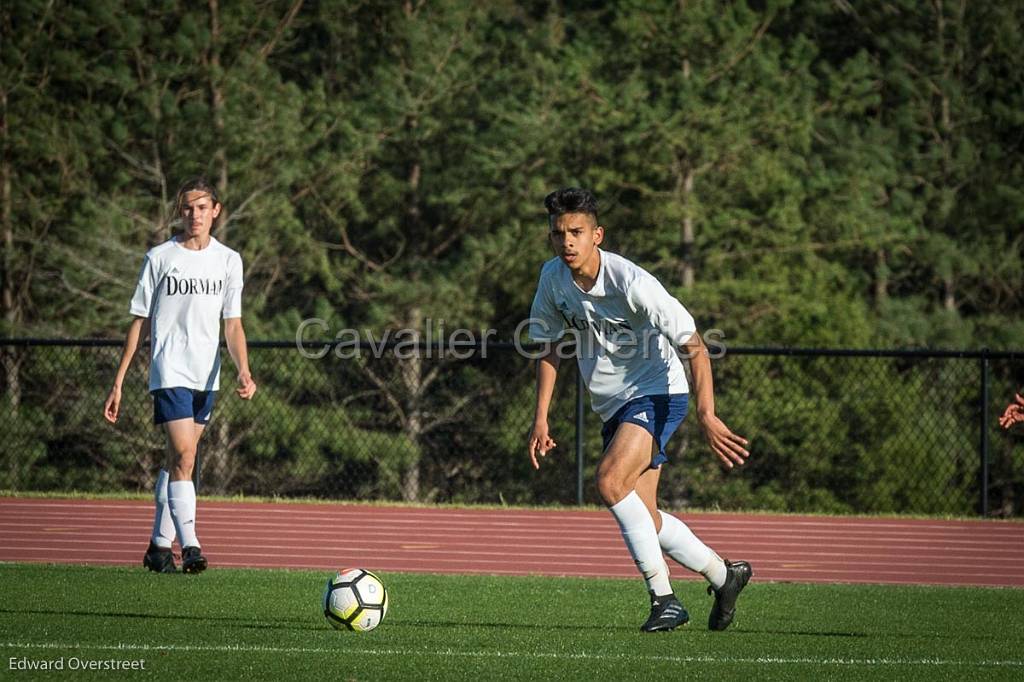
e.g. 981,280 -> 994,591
634,412 -> 649,423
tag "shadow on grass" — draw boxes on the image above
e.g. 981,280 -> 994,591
3,608 -> 692,635
730,628 -> 868,638
0,607 -> 323,633
11,608 -> 974,642
394,619 -> 872,638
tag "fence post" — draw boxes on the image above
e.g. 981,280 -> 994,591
979,353 -> 989,517
576,367 -> 585,506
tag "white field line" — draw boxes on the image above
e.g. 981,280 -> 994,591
1,641 -> 1023,668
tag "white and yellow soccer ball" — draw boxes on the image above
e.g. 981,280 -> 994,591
322,568 -> 389,632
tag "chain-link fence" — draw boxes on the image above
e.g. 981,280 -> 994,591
1,340 -> 1022,516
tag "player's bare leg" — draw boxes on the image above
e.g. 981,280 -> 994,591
641,445 -> 752,631
164,418 -> 203,481
596,423 -> 656,505
598,423 -> 688,632
164,419 -> 207,574
637,435 -> 753,631
634,462 -> 662,528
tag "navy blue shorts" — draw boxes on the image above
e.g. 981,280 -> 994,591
601,394 -> 688,469
152,388 -> 217,425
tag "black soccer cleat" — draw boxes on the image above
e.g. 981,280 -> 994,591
707,560 -> 752,631
142,542 -> 177,574
181,546 -> 208,575
640,593 -> 690,633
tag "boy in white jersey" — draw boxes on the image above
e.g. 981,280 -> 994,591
527,188 -> 751,632
104,178 -> 257,574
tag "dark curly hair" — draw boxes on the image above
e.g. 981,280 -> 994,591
544,187 -> 598,223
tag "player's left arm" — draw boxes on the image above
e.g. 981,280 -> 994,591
999,392 -> 1024,429
223,253 -> 255,400
224,317 -> 256,400
627,276 -> 749,467
681,331 -> 749,469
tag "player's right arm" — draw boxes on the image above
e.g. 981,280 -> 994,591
107,252 -> 160,423
526,262 -> 567,469
104,316 -> 150,423
528,346 -> 561,469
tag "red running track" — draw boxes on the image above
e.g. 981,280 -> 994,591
1,497 -> 1022,587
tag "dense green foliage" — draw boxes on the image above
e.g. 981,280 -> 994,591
1,563 -> 1023,681
2,1 -> 1023,512
5,1 -> 1024,344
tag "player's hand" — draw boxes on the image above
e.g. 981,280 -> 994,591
998,393 -> 1024,429
527,420 -> 557,470
104,385 -> 121,423
699,412 -> 749,469
236,372 -> 257,400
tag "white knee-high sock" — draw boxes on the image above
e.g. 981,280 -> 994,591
657,510 -> 726,589
150,469 -> 175,549
609,492 -> 673,596
168,480 -> 200,549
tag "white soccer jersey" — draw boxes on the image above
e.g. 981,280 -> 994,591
129,236 -> 244,392
528,249 -> 696,421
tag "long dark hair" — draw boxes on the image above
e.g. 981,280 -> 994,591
173,177 -> 222,232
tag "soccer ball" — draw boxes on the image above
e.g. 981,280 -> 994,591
322,568 -> 389,632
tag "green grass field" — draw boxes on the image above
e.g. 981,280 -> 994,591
1,564 -> 1022,681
